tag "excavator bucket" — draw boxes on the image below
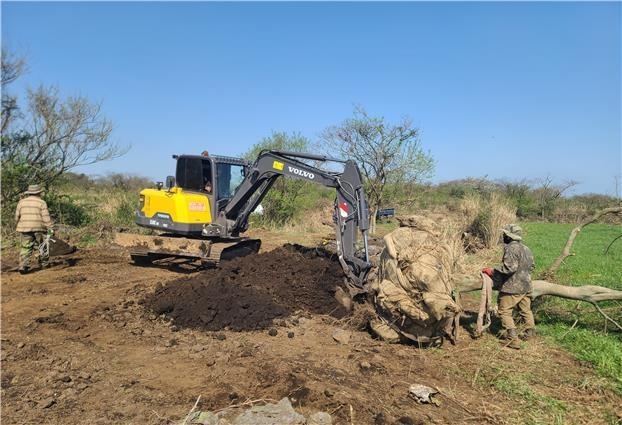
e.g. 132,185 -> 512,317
113,232 -> 261,267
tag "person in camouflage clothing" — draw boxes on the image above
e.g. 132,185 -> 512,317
15,184 -> 54,274
482,224 -> 535,349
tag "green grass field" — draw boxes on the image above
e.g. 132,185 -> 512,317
522,222 -> 622,393
524,222 -> 622,289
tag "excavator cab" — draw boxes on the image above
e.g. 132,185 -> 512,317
133,154 -> 249,237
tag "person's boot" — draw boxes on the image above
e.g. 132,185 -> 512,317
505,329 -> 521,349
520,328 -> 536,341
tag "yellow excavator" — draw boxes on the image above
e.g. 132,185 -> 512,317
114,150 -> 372,293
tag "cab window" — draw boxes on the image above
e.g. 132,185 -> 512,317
175,157 -> 212,192
216,163 -> 245,199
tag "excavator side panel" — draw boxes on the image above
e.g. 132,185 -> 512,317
137,187 -> 213,235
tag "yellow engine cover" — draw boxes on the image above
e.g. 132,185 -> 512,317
141,187 -> 212,225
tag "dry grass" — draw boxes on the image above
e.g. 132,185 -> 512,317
438,331 -> 621,425
460,193 -> 517,249
282,207 -> 334,234
440,218 -> 468,275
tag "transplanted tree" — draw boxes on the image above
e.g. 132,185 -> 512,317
1,48 -> 127,215
320,106 -> 434,233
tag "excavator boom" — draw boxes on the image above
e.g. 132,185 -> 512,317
204,150 -> 372,292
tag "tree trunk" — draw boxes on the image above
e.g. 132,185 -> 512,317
369,206 -> 378,235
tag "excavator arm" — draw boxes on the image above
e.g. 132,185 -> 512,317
203,150 -> 372,293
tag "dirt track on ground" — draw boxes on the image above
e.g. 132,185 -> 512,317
2,231 -> 620,424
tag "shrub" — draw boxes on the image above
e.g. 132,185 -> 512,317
44,193 -> 91,227
115,197 -> 137,226
256,190 -> 298,226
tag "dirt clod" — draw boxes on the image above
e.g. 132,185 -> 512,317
38,398 -> 56,409
331,329 -> 351,344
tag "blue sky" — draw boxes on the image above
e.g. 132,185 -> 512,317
2,1 -> 621,196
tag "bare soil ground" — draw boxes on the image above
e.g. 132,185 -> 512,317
2,229 -> 621,424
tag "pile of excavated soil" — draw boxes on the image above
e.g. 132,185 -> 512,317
141,244 -> 349,331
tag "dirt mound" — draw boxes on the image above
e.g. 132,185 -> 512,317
141,244 -> 349,331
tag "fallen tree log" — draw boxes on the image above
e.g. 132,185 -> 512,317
456,278 -> 622,331
459,278 -> 622,302
530,280 -> 622,302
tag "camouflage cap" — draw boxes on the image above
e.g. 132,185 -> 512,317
502,224 -> 523,241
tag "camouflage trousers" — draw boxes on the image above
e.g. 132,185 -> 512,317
19,232 -> 48,269
498,292 -> 535,331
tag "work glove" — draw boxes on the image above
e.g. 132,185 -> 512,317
482,267 -> 494,277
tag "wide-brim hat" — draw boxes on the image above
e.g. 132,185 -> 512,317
502,224 -> 523,241
24,184 -> 43,195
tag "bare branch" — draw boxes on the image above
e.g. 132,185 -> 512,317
533,175 -> 579,219
1,48 -> 27,133
1,48 -> 26,86
544,206 -> 622,278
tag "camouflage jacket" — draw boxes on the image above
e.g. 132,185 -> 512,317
494,241 -> 535,294
15,196 -> 53,233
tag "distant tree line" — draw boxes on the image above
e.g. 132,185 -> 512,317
401,178 -> 620,224
57,172 -> 154,192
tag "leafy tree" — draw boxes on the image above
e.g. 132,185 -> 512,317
1,48 -> 127,225
320,106 -> 434,232
243,131 -> 316,225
